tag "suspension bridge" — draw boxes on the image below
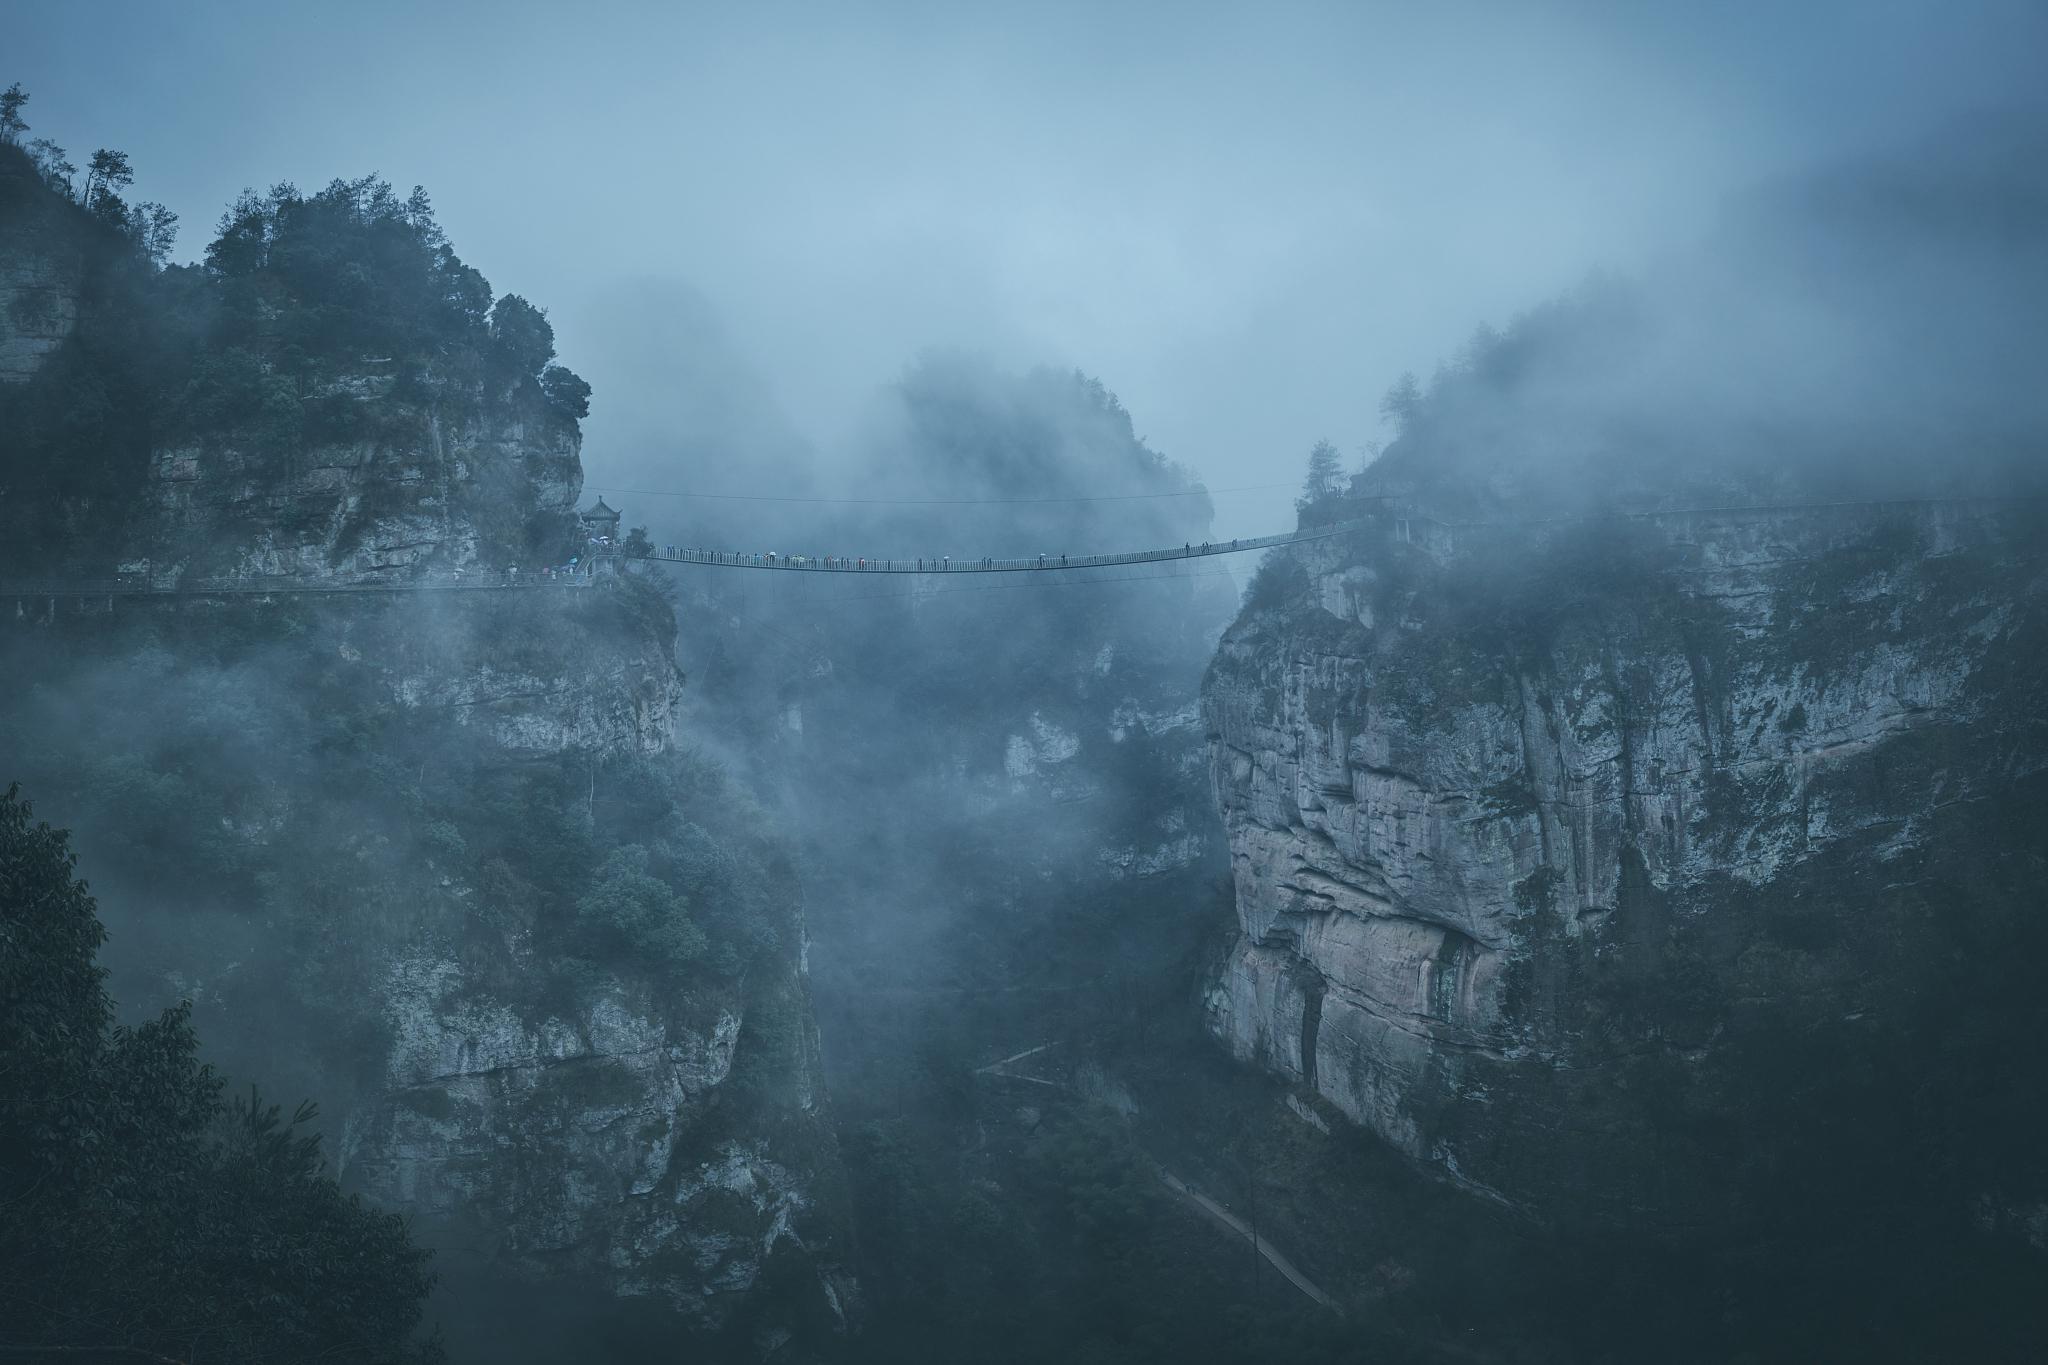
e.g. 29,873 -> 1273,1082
0,517 -> 1371,602
628,518 -> 1368,574
0,492 -> 2033,605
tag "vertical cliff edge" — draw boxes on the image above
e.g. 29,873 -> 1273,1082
2,145 -> 853,1360
1204,498 -> 2047,1235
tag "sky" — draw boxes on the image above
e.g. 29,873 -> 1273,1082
11,0 -> 2048,537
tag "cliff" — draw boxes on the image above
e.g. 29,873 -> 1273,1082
136,363 -> 583,585
0,167 -> 81,382
1,162 -> 588,582
1204,497 -> 2048,1230
1,151 -> 851,1358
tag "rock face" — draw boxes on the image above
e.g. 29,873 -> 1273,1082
315,595 -> 849,1332
1204,500 -> 2048,1222
344,947 -> 836,1328
2,585 -> 850,1351
350,587 -> 683,756
2,583 -> 850,1349
0,227 -> 80,383
0,148 -> 84,386
1,141 -> 849,1353
141,385 -> 583,586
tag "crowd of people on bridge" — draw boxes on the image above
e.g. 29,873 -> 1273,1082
637,539 -> 1245,571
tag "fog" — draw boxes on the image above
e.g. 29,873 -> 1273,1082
16,0 -> 2048,537
9,5 -> 2048,1360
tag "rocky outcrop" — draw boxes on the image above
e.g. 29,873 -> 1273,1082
343,949 -> 842,1330
1204,499 -> 2048,1222
3,580 -> 848,1350
0,148 -> 83,385
312,589 -> 844,1336
0,230 -> 80,384
1,138 -> 847,1352
141,383 -> 583,586
353,589 -> 682,756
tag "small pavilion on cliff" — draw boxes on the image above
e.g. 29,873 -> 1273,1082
580,498 -> 621,544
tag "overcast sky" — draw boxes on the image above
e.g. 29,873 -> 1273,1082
13,0 -> 2048,536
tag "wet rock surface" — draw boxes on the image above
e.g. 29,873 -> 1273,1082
1204,501 -> 2048,1223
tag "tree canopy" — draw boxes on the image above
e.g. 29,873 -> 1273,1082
0,785 -> 441,1364
0,86 -> 593,571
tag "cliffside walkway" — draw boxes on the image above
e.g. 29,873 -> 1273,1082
0,574 -> 598,602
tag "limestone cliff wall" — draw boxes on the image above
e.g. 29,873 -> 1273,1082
311,591 -> 847,1336
3,584 -> 850,1349
0,222 -> 80,383
1203,500 -> 2048,1222
139,388 -> 583,586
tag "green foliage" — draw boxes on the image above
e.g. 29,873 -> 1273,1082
572,844 -> 707,971
1298,438 -> 1343,505
206,177 -> 490,362
82,146 -> 133,214
541,362 -> 592,418
1378,370 -> 1422,432
488,293 -> 554,377
0,786 -> 440,1363
173,344 -> 304,445
25,135 -> 76,196
1243,553 -> 1310,612
0,130 -> 589,572
0,82 -> 26,143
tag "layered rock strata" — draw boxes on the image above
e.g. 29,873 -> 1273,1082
1204,500 -> 2047,1221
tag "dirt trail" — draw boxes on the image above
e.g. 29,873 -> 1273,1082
1157,1169 -> 1342,1314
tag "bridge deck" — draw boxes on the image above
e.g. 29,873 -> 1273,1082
3,495 -> 2029,601
637,519 -> 1364,574
0,520 -> 1367,599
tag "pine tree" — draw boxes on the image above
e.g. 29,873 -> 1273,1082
0,83 -> 28,145
1379,371 -> 1423,433
1300,439 -> 1343,503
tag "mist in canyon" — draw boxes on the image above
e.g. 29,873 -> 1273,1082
4,3 -> 2047,1363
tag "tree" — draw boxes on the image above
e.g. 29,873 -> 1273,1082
207,187 -> 273,276
1379,370 -> 1423,434
488,294 -> 555,378
131,200 -> 179,267
82,146 -> 134,212
1300,439 -> 1342,503
0,82 -> 27,145
622,525 -> 654,558
571,844 -> 704,973
541,362 -> 591,418
24,137 -> 75,197
0,785 -> 442,1364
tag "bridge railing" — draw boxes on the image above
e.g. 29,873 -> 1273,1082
623,517 -> 1377,574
